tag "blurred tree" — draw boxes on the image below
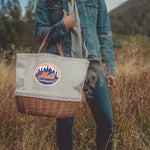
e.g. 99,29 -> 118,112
9,0 -> 22,21
20,0 -> 39,52
0,0 -> 39,54
0,0 -> 23,50
0,19 -> 9,49
24,0 -> 35,22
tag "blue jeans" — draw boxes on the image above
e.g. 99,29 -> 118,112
56,61 -> 114,150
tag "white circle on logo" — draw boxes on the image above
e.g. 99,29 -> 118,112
34,63 -> 61,86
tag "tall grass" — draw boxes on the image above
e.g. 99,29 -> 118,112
0,36 -> 150,150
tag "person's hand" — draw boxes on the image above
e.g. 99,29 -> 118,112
106,75 -> 116,88
63,9 -> 76,28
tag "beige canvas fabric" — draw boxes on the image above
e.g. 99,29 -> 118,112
15,53 -> 89,102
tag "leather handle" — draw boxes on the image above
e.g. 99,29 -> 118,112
56,38 -> 64,56
38,27 -> 64,57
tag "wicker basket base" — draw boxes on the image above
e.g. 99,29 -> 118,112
16,96 -> 80,118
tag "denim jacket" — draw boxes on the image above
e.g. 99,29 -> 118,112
34,0 -> 115,76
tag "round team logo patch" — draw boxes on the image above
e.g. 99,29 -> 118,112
34,64 -> 61,86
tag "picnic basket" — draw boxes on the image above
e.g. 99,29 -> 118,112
15,27 -> 89,118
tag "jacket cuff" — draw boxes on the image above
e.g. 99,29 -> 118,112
53,18 -> 70,35
44,18 -> 69,41
59,18 -> 70,34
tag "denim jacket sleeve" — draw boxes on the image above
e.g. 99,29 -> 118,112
96,0 -> 115,76
34,0 -> 69,42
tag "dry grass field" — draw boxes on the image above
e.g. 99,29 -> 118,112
0,36 -> 150,150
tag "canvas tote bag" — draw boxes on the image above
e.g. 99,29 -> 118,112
15,27 -> 89,118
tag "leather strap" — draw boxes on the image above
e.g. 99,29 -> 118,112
38,27 -> 64,57
40,28 -> 47,47
56,38 -> 64,56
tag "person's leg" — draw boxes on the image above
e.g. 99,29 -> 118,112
83,61 -> 114,150
56,118 -> 74,150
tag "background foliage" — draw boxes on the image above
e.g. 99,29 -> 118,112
0,0 -> 38,56
109,0 -> 150,36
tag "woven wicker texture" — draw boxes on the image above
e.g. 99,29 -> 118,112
16,96 -> 80,118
